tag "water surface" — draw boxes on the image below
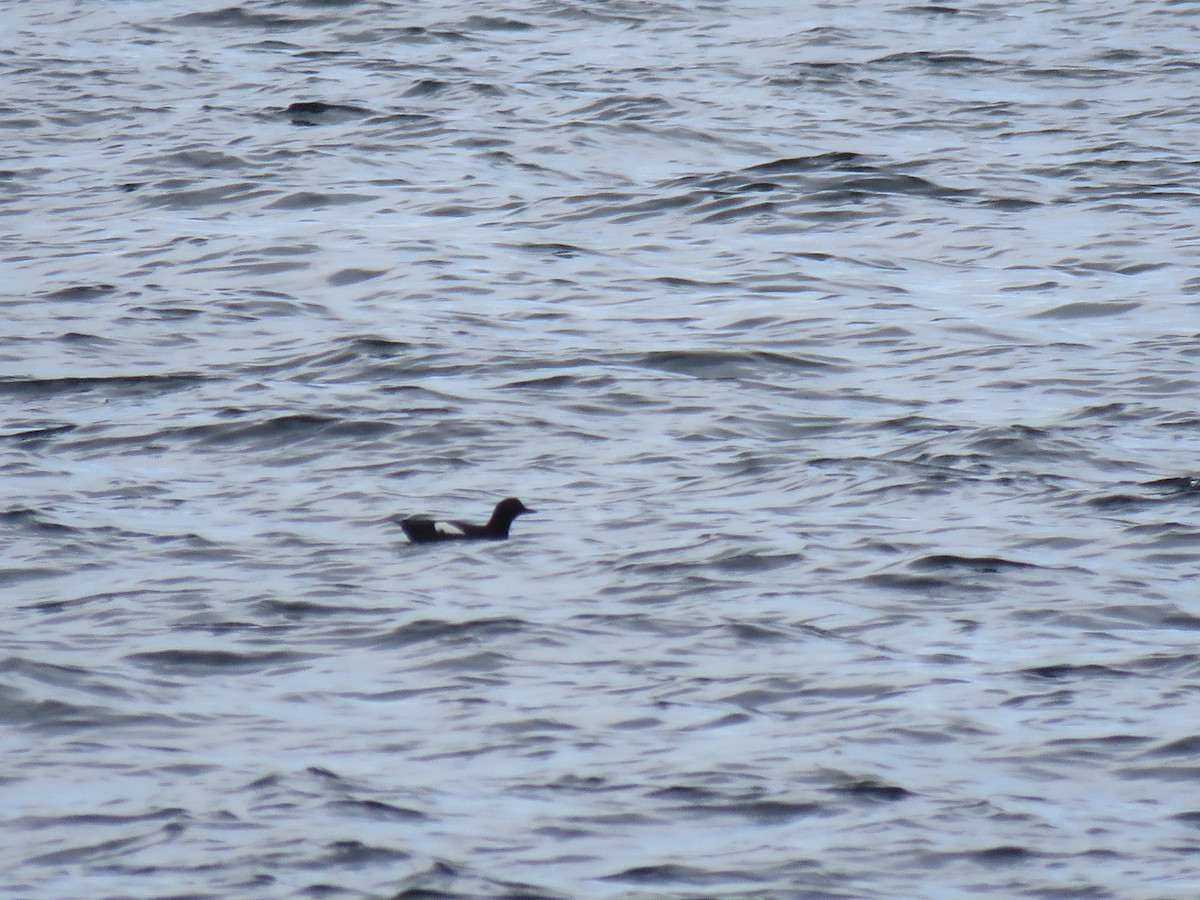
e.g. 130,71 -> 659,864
3,1 -> 1200,896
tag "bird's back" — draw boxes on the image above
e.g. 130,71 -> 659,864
397,517 -> 442,543
396,516 -> 481,543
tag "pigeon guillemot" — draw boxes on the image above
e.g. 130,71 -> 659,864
393,497 -> 535,544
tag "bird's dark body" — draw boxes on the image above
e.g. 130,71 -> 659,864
394,497 -> 534,544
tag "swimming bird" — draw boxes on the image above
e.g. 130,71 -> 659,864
393,497 -> 535,544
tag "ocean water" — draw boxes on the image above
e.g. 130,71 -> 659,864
3,1 -> 1200,896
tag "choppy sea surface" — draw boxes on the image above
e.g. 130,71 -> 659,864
4,1 -> 1200,896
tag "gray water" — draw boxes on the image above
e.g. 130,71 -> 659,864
4,1 -> 1200,897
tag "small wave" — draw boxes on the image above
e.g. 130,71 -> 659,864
1031,300 -> 1141,319
864,572 -> 962,592
253,598 -> 377,620
831,779 -> 913,802
682,799 -> 823,824
265,190 -> 376,210
188,414 -> 396,448
0,373 -> 203,399
170,7 -> 313,29
459,14 -> 535,32
712,550 -> 804,573
1018,663 -> 1130,680
601,863 -> 763,887
869,50 -> 1008,70
505,241 -> 592,258
0,508 -> 74,533
910,554 -> 1037,572
633,348 -> 837,379
696,199 -> 780,224
840,172 -> 974,199
0,567 -> 62,586
327,798 -> 429,822
372,617 -> 528,648
327,267 -> 386,286
318,841 -> 412,866
139,180 -> 273,210
1143,735 -> 1200,757
721,622 -> 794,643
403,78 -> 450,97
42,284 -> 116,302
569,94 -> 673,122
126,648 -> 310,674
0,683 -> 154,730
16,808 -> 186,829
149,149 -> 248,171
901,4 -> 981,16
1090,475 -> 1200,509
745,152 -> 866,174
414,651 -> 511,673
965,845 -> 1038,865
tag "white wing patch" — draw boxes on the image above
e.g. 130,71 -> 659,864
435,521 -> 466,537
